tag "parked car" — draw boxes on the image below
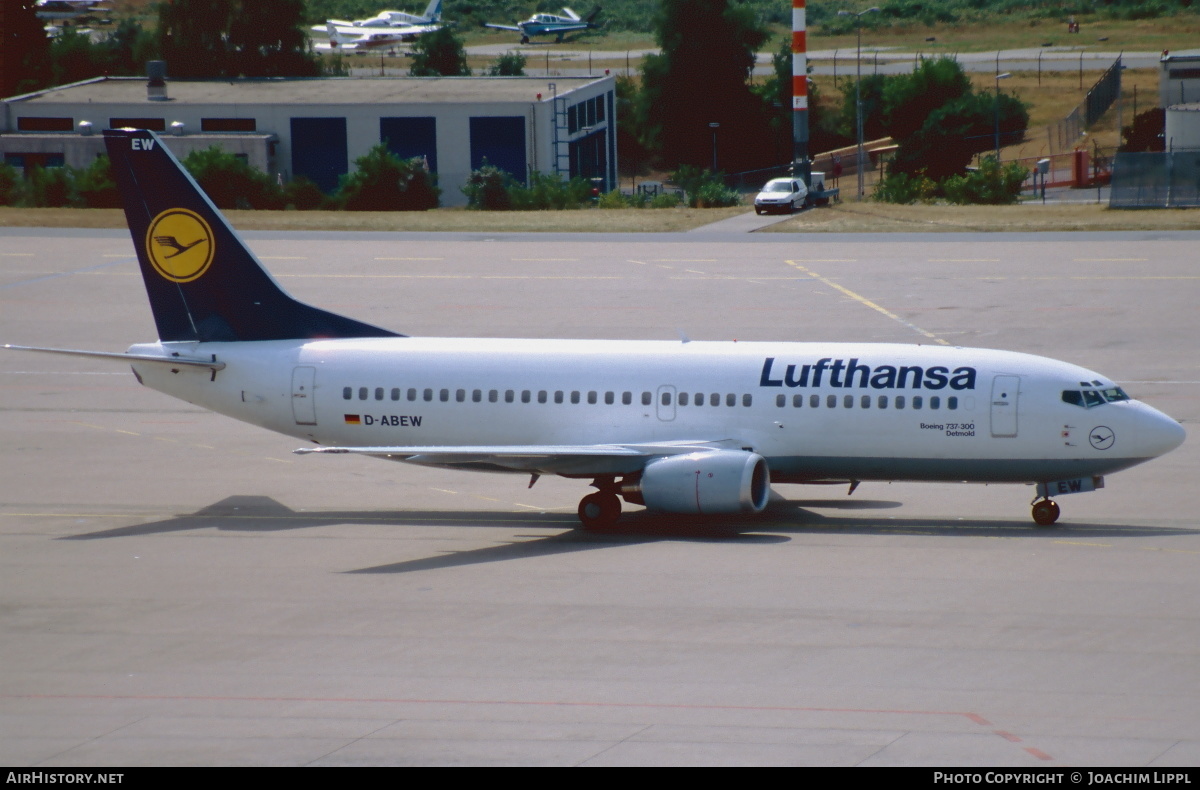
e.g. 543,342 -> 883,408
754,178 -> 808,214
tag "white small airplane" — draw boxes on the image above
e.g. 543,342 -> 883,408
312,0 -> 442,39
34,0 -> 109,21
484,6 -> 601,44
4,129 -> 1186,530
313,22 -> 417,54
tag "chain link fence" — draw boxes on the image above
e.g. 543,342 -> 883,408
1110,151 -> 1200,208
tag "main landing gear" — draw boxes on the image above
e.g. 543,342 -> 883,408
577,477 -> 623,530
1031,497 -> 1061,527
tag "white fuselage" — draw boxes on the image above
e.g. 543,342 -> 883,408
126,338 -> 1185,486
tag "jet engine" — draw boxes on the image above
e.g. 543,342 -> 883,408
629,451 -> 770,515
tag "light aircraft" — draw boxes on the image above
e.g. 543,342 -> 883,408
484,6 -> 601,44
312,0 -> 443,39
313,22 -> 417,53
34,0 -> 109,21
4,129 -> 1186,530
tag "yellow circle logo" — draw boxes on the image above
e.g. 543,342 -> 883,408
145,209 -> 214,283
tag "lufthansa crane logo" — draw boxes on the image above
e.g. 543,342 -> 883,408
1089,426 -> 1115,451
145,208 -> 214,283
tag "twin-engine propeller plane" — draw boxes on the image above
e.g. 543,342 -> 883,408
4,130 -> 1186,529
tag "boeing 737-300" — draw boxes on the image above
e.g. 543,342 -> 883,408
4,129 -> 1186,529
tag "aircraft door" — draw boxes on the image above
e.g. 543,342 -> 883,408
291,366 -> 317,425
656,385 -> 676,421
990,374 -> 1019,437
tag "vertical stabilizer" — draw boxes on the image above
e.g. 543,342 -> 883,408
103,129 -> 400,342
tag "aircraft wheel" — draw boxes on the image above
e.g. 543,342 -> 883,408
1031,499 -> 1060,527
578,491 -> 621,530
520,35 -> 530,44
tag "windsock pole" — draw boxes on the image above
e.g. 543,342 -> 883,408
792,0 -> 811,182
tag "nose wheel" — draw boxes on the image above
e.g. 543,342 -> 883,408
1031,498 -> 1061,527
578,491 -> 621,530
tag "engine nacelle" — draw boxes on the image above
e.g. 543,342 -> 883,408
634,451 -> 770,515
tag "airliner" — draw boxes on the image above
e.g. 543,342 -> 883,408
4,129 -> 1186,529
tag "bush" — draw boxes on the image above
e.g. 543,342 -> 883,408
461,163 -> 514,210
670,165 -> 741,208
26,166 -> 75,207
508,171 -> 592,210
74,155 -> 121,208
182,147 -> 282,209
941,158 -> 1029,205
649,192 -> 681,208
0,163 -> 24,206
335,145 -> 440,211
282,176 -> 328,211
873,170 -> 938,204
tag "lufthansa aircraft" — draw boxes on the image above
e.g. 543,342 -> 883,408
5,130 -> 1186,529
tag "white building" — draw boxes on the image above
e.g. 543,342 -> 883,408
1,71 -> 617,206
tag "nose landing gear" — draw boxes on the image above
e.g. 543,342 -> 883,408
1031,497 -> 1061,527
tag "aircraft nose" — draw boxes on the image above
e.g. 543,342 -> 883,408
1137,405 -> 1186,458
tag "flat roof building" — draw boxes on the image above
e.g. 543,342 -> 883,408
1,72 -> 617,206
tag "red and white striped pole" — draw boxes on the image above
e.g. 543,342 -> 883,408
792,0 -> 810,181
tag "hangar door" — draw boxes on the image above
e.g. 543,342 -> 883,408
290,117 -> 347,194
470,116 -> 527,182
381,117 -> 438,173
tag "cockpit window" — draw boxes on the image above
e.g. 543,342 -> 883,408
1101,387 -> 1130,403
1062,387 -> 1131,408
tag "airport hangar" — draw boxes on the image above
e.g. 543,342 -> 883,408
0,71 -> 617,206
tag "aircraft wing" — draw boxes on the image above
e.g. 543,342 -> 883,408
483,23 -> 523,31
295,440 -> 740,476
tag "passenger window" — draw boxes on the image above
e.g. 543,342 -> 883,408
726,393 -> 736,407
423,388 -> 433,402
588,391 -> 598,404
343,387 -> 352,400
391,388 -> 400,401
679,392 -> 690,406
374,387 -> 383,400
521,390 -> 531,403
861,395 -> 871,409
743,394 -> 752,407
930,396 -> 940,409
622,391 -> 632,405
407,388 -> 417,401
642,392 -> 652,406
827,394 -> 836,408
605,391 -> 615,405
505,389 -> 515,403
359,387 -> 368,400
472,389 -> 482,402
913,395 -> 923,409
555,390 -> 564,404
710,393 -> 720,407
440,389 -> 449,402
571,391 -> 581,404
538,390 -> 547,404
793,394 -> 804,407
488,389 -> 498,403
456,389 -> 466,402
692,393 -> 703,407
948,396 -> 957,410
844,395 -> 853,409
878,395 -> 888,409
661,391 -> 672,406
896,395 -> 905,409
810,394 -> 819,408
776,394 -> 786,407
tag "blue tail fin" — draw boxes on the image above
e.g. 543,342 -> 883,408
103,128 -> 400,343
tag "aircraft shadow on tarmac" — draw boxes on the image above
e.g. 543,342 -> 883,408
58,494 -> 1199,575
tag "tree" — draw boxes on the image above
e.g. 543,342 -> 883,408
758,36 -> 849,160
889,90 -> 1027,182
335,145 -> 440,211
2,0 -> 51,97
1120,108 -> 1166,153
408,27 -> 470,77
158,0 -> 319,79
637,0 -> 770,172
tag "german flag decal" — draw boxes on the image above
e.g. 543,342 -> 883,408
344,414 -> 361,425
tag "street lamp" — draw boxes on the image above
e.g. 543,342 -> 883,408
709,122 -> 720,172
838,7 -> 880,200
994,72 -> 1012,160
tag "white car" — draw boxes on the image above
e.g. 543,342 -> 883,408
754,178 -> 808,215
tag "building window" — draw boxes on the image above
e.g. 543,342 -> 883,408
16,117 -> 73,132
201,118 -> 257,132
